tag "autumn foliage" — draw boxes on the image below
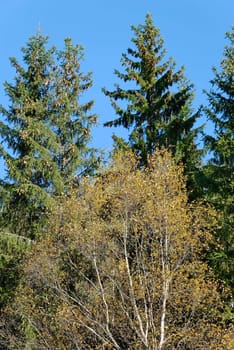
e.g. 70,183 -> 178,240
6,150 -> 233,349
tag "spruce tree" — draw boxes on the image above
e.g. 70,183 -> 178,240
103,14 -> 202,195
0,33 -> 97,238
204,27 -> 234,292
51,37 -> 98,186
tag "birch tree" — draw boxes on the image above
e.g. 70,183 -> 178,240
7,151 -> 233,349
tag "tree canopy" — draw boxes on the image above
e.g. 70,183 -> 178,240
3,151 -> 232,349
0,33 -> 98,238
103,14 -> 203,197
0,16 -> 233,350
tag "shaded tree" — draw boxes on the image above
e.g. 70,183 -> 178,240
204,26 -> 234,293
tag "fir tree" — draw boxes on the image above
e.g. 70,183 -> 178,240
51,37 -> 98,186
103,14 -> 202,195
0,33 -> 97,237
204,27 -> 234,292
0,33 -> 60,237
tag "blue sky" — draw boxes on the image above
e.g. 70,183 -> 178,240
0,0 -> 233,177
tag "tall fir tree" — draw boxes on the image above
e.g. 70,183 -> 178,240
204,26 -> 234,293
0,32 -> 97,238
51,37 -> 98,185
103,14 -> 202,196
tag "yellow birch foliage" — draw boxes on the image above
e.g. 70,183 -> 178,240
9,150 -> 233,349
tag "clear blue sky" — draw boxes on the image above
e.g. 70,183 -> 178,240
0,0 -> 233,177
